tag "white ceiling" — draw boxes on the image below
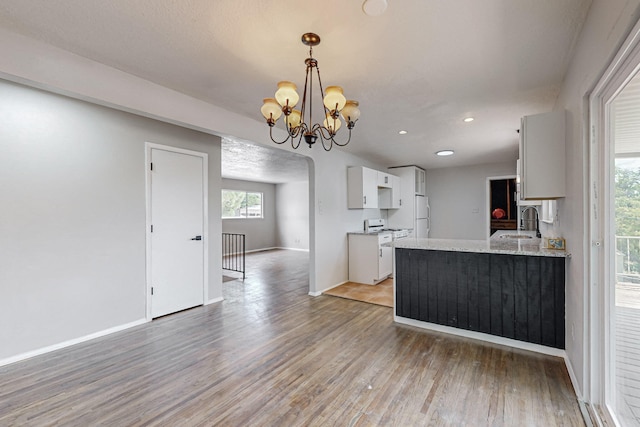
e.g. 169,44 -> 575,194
0,0 -> 592,182
222,138 -> 309,183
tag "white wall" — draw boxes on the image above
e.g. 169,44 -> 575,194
553,0 -> 640,398
276,181 -> 310,250
221,178 -> 276,252
0,79 -> 222,362
426,162 -> 515,240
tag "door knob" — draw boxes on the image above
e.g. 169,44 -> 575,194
191,235 -> 202,241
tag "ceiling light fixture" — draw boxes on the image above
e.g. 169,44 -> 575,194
436,150 -> 454,156
362,0 -> 388,16
399,130 -> 407,135
261,33 -> 360,151
463,117 -> 474,123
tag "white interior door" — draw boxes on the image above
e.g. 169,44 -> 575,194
150,147 -> 205,318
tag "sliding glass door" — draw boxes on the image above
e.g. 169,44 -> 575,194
608,73 -> 640,426
590,20 -> 640,426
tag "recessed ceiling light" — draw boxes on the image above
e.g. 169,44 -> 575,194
463,117 -> 474,123
398,130 -> 407,135
436,150 -> 454,156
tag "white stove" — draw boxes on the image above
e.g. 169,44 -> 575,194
364,219 -> 410,241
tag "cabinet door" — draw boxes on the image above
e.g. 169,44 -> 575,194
378,234 -> 393,279
362,167 -> 378,208
414,168 -> 426,196
387,166 -> 416,229
390,175 -> 402,208
377,171 -> 392,188
520,110 -> 565,199
347,166 -> 378,208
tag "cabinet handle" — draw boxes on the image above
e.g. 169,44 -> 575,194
364,196 -> 366,205
385,176 -> 388,184
380,248 -> 382,257
400,199 -> 402,206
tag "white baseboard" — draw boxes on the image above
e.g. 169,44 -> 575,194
309,280 -> 349,297
0,318 -> 148,367
225,247 -> 310,255
322,281 -> 349,293
394,316 -> 566,358
245,247 -> 278,254
206,296 -> 224,305
564,354 -> 584,401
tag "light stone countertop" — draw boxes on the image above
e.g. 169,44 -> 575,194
385,230 -> 570,258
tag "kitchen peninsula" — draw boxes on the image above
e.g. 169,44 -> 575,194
390,231 -> 569,352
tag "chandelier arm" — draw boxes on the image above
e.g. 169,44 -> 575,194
316,123 -> 352,148
329,128 -> 353,147
320,136 -> 333,152
311,124 -> 333,151
292,133 -> 303,150
269,125 -> 292,145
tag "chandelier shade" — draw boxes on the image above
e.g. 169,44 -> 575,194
275,81 -> 299,110
323,86 -> 346,113
261,33 -> 360,151
260,98 -> 282,122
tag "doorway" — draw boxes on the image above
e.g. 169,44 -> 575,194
487,176 -> 517,238
146,143 -> 208,319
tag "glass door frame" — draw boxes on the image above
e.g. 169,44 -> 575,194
589,18 -> 640,426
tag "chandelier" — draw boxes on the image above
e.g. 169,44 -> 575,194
261,33 -> 361,151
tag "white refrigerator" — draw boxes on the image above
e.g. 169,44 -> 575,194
415,196 -> 430,238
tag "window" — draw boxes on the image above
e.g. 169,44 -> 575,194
222,190 -> 263,219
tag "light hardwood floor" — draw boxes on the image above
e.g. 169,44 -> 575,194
0,249 -> 584,426
323,279 -> 394,307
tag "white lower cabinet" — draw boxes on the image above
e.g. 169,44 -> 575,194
348,233 -> 393,285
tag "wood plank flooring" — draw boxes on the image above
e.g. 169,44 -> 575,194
0,249 -> 584,426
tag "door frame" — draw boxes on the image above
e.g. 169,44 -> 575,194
145,142 -> 209,321
588,17 -> 640,425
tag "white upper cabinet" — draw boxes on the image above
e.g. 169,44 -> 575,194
347,166 -> 378,208
377,171 -> 392,188
386,165 -> 426,229
348,166 -> 400,209
519,110 -> 566,200
379,174 -> 401,209
515,159 -> 542,206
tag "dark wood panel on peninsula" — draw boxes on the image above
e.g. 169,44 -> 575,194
395,248 -> 565,349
